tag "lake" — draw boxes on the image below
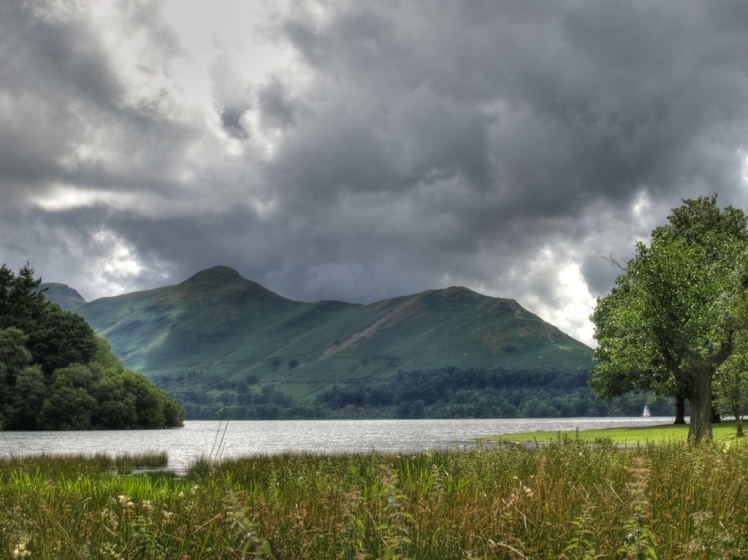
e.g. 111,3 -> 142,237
0,417 -> 672,469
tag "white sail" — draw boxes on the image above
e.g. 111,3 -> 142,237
642,405 -> 651,417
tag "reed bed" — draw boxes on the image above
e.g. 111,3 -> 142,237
1,439 -> 747,558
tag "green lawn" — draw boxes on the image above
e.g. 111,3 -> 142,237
481,420 -> 745,444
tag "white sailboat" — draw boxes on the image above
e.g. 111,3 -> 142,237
642,405 -> 651,417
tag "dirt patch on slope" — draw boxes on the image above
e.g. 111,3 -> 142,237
320,296 -> 425,358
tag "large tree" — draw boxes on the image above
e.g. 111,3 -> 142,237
590,195 -> 748,441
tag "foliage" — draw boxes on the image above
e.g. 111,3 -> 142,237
0,263 -> 183,430
319,366 -> 599,418
590,195 -> 748,441
713,289 -> 748,437
3,441 -> 748,557
714,350 -> 748,437
26,304 -> 98,376
158,365 -> 674,420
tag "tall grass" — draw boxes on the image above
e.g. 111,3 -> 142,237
1,440 -> 748,558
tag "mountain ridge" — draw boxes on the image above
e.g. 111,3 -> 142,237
40,266 -> 596,417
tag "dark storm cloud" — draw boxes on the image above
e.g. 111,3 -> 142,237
271,0 -> 748,218
0,2 -> 115,199
3,0 -> 748,344
256,79 -> 298,131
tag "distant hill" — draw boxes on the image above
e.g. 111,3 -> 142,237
42,266 -> 662,420
40,282 -> 87,311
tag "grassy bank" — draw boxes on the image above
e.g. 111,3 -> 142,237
2,441 -> 748,558
481,420 -> 744,445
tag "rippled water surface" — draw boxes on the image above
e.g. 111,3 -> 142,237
1,417 -> 672,469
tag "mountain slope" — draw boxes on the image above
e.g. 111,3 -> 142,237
40,282 -> 87,311
44,266 -> 593,403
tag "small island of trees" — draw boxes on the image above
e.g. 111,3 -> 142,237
0,263 -> 183,430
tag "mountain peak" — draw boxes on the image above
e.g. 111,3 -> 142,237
39,282 -> 87,311
177,266 -> 287,303
182,266 -> 242,284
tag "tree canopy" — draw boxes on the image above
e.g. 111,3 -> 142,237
0,263 -> 183,430
590,195 -> 748,441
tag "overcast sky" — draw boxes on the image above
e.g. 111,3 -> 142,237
2,0 -> 748,346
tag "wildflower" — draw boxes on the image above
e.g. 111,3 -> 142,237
12,542 -> 30,558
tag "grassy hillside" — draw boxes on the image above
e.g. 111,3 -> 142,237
43,266 -> 603,418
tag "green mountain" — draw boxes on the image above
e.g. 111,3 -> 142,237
40,282 -> 87,312
40,266 -> 614,419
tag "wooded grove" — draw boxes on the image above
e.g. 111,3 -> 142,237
0,263 -> 183,430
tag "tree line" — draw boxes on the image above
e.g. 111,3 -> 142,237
315,367 -> 672,419
151,364 -> 675,421
0,264 -> 183,430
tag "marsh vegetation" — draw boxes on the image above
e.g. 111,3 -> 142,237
2,439 -> 747,558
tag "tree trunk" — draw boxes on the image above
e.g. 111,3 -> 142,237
674,394 -> 686,425
688,367 -> 713,442
737,416 -> 744,438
